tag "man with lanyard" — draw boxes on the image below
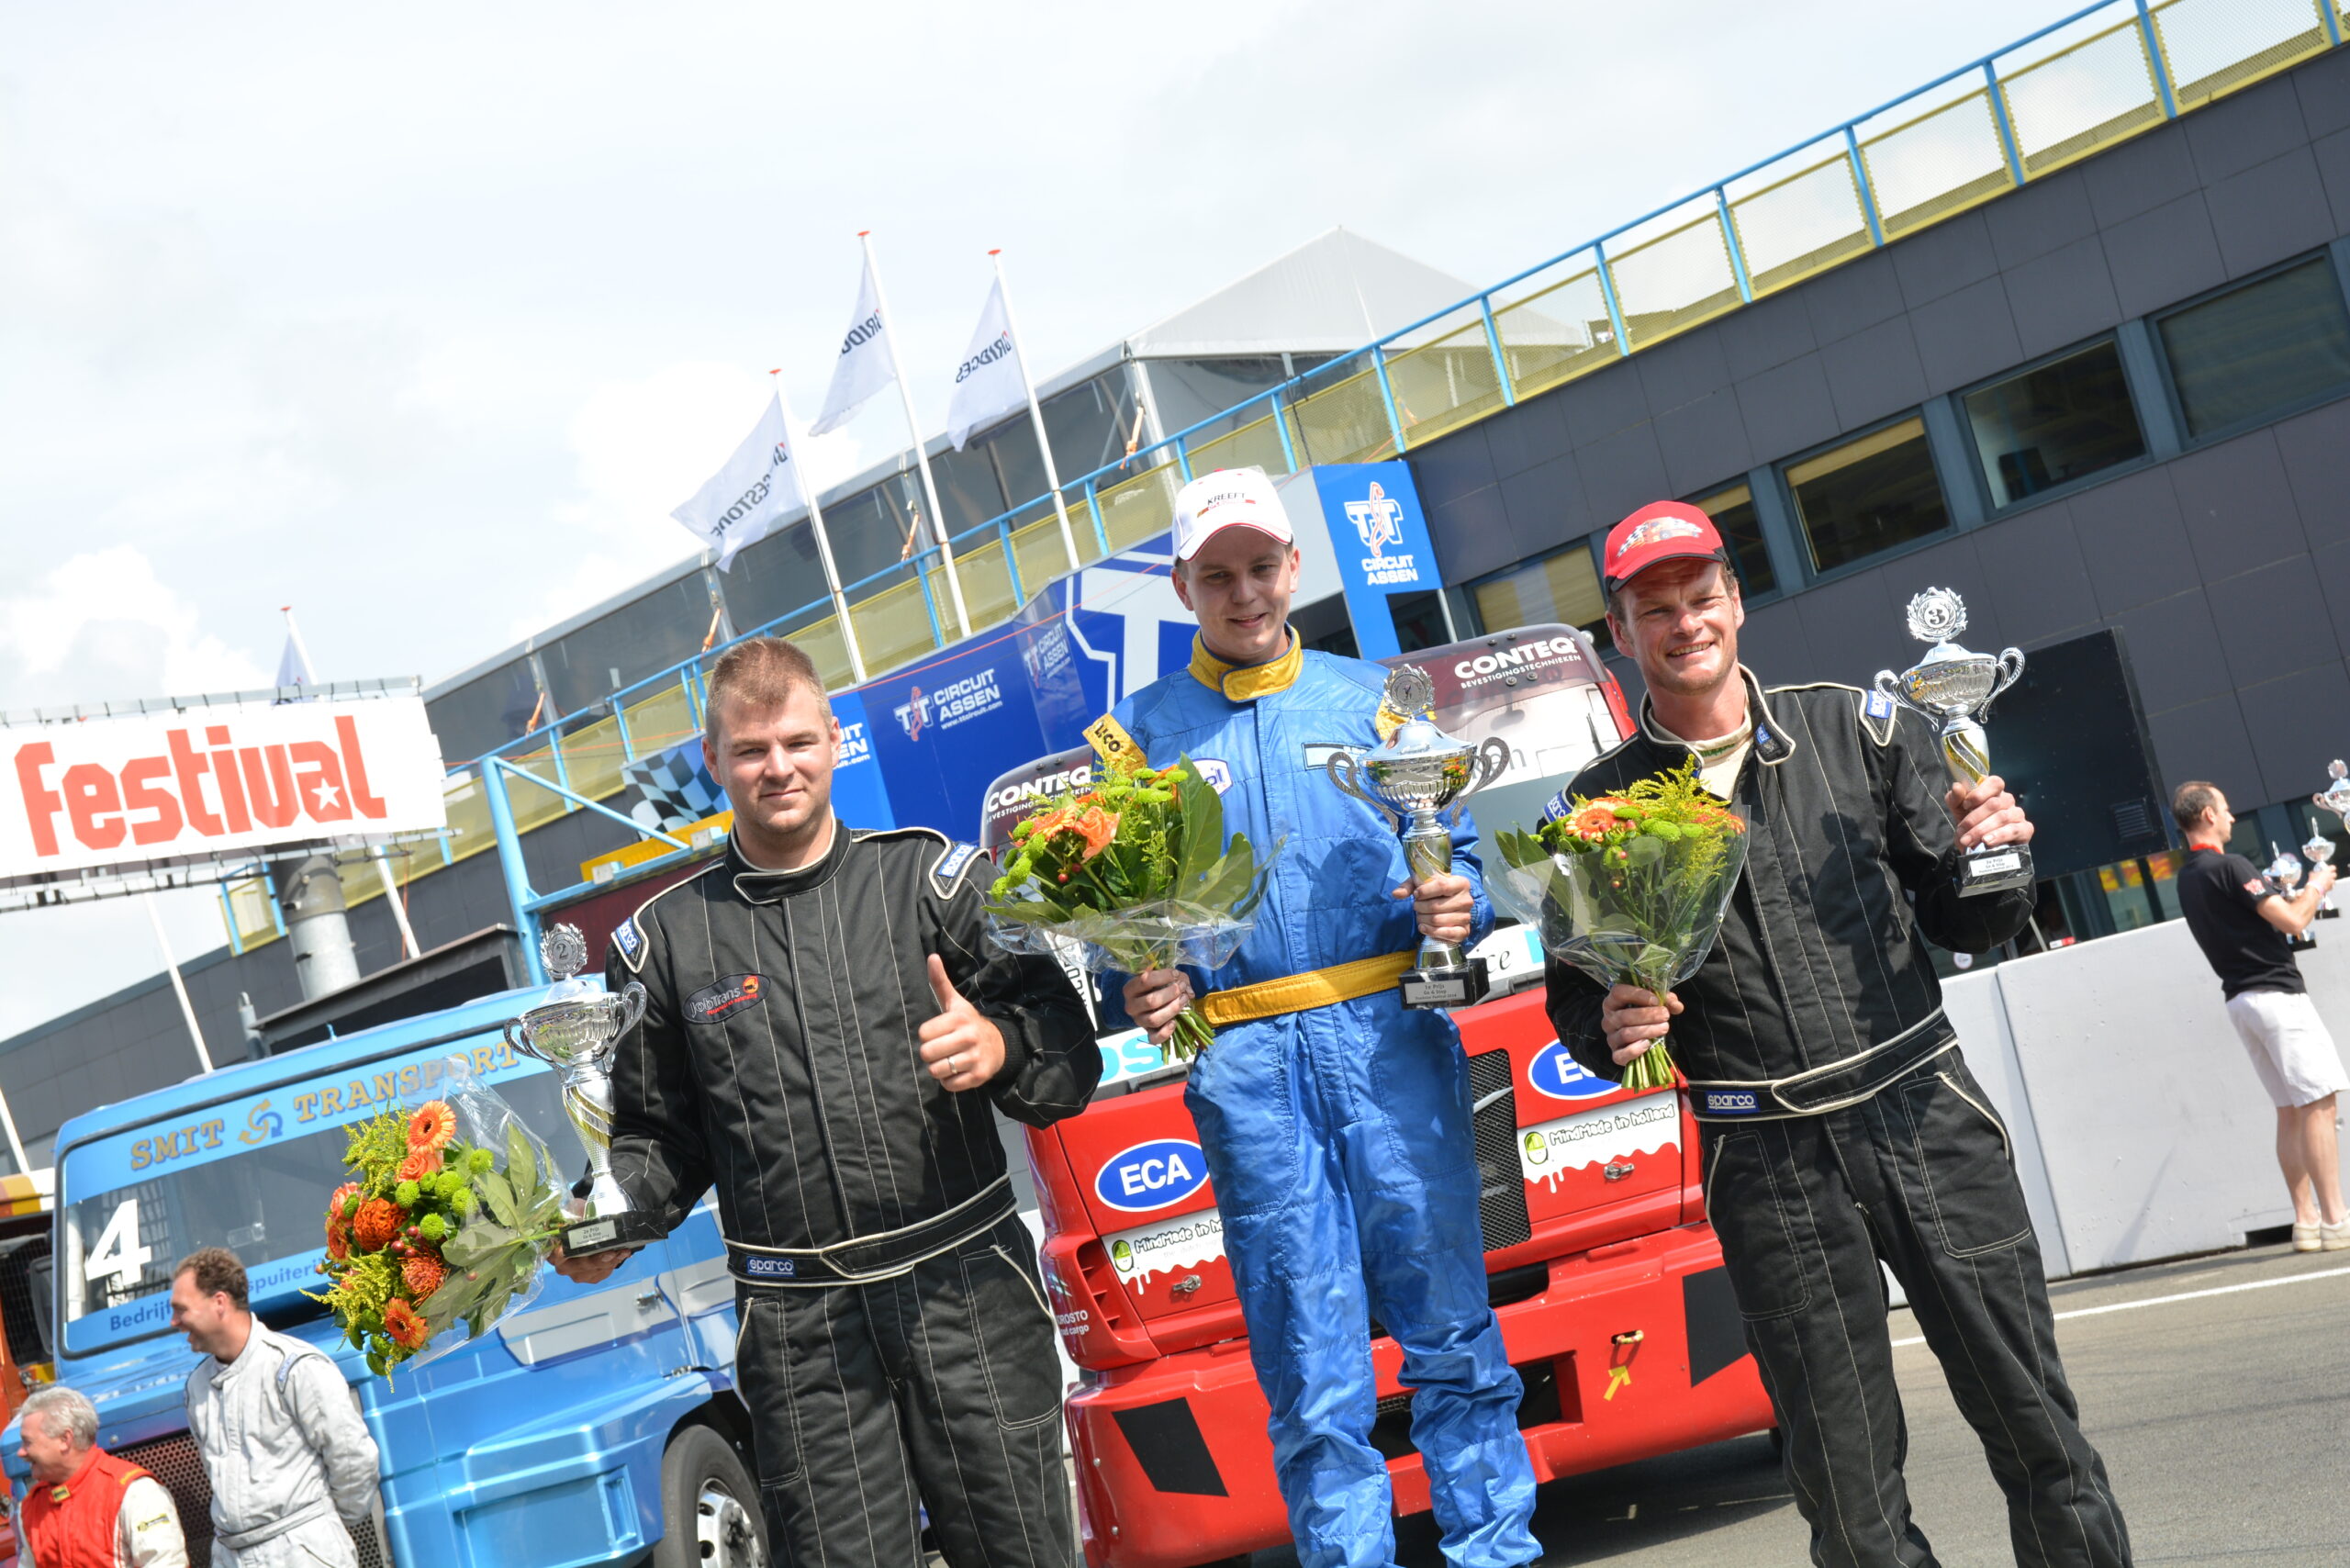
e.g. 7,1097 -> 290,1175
2171,780 -> 2348,1249
17,1385 -> 187,1567
1113,468 -> 1540,1568
1545,501 -> 2132,1568
173,1249 -> 380,1568
553,635 -> 1099,1568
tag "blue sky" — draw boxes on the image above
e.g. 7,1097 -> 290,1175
0,0 -> 2065,1037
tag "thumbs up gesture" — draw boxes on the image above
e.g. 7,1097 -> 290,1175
919,953 -> 1007,1092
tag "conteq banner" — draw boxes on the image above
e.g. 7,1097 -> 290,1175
2,695 -> 447,879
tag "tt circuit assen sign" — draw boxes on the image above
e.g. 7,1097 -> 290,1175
3,696 -> 447,879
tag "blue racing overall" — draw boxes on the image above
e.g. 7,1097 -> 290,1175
1100,633 -> 1539,1568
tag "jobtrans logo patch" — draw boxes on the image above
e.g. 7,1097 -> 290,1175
1344,482 -> 1420,587
1528,1042 -> 1618,1103
1094,1138 -> 1209,1213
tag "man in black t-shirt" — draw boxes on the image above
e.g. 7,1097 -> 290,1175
2173,781 -> 2348,1251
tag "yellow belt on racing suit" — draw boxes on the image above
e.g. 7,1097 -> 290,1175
1198,952 -> 1416,1028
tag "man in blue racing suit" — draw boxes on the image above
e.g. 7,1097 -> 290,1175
1108,467 -> 1539,1568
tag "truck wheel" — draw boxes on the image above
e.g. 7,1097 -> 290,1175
656,1423 -> 767,1568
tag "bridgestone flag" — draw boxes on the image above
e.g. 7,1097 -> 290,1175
3,696 -> 447,879
811,257 -> 895,436
946,278 -> 1026,451
671,395 -> 808,571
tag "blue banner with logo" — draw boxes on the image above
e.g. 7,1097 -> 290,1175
1304,461 -> 1437,662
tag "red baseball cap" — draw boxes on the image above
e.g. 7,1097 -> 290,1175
1602,500 -> 1728,593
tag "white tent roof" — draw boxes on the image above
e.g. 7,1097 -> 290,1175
1120,227 -> 1479,360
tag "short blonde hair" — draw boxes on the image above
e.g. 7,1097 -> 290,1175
703,637 -> 827,744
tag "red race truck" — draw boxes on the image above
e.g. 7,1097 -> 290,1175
980,626 -> 1777,1567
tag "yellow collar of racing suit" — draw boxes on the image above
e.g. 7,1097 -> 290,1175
1190,629 -> 1302,701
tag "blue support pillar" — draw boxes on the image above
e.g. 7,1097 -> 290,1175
1479,296 -> 1516,406
1084,480 -> 1111,554
1986,62 -> 2027,186
1716,189 -> 1755,303
1594,243 -> 1633,355
2136,0 -> 2180,118
481,759 -> 546,984
1845,127 -> 1887,245
1270,397 -> 1302,470
1371,344 -> 1407,454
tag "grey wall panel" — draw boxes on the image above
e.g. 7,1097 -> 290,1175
1818,317 -> 1928,430
1632,331 -> 1731,415
1791,566 -> 1906,688
1496,456 -> 1584,561
2202,555 -> 2340,684
1574,422 -> 1671,525
2143,692 -> 2261,803
2167,431 -> 2306,579
1716,290 -> 1817,380
1732,353 -> 1840,459
2101,194 -> 2227,318
1732,599 -> 1817,682
1972,502 -> 2104,649
2182,72 -> 2311,183
1908,276 -> 2025,392
2003,236 -> 2122,360
1406,422 -> 1494,508
2274,398 -> 2350,549
2315,126 -> 2350,230
2112,588 -> 2234,711
1653,389 -> 1752,497
2237,660 -> 2350,806
1983,166 -> 2098,270
2070,467 -> 2196,616
1429,483 -> 1516,583
1802,250 -> 1905,345
1483,390 -> 1572,483
2082,121 -> 2202,227
2298,47 -> 2350,140
2205,150 -> 2339,279
1553,366 -> 1648,448
1890,209 -> 1999,308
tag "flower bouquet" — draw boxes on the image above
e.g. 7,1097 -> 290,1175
308,1061 -> 567,1376
1492,759 -> 1748,1092
985,754 -> 1277,1062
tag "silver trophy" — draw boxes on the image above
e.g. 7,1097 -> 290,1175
2309,760 -> 2350,917
2266,842 -> 2303,893
1873,588 -> 2032,897
503,924 -> 659,1255
1325,666 -> 1512,1008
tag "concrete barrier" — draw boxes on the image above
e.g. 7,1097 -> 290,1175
1955,920 -> 2350,1276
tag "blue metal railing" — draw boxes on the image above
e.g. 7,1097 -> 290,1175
447,0 -> 2338,809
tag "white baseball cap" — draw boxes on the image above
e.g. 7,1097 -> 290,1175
1170,466 -> 1294,561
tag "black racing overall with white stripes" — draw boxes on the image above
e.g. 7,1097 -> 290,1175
1547,670 -> 2133,1568
606,823 -> 1101,1568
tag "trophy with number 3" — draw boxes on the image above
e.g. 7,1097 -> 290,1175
1873,588 -> 2033,898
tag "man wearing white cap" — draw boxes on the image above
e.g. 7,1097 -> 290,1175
1102,468 -> 1539,1568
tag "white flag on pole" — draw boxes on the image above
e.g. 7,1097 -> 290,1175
811,257 -> 895,435
946,278 -> 1027,451
671,395 -> 807,571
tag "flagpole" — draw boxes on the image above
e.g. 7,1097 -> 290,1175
146,894 -> 216,1074
774,372 -> 867,685
280,606 -> 318,686
860,231 -> 972,641
990,250 -> 1082,576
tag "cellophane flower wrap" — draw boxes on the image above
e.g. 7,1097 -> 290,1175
1491,758 -> 1749,1092
307,1058 -> 567,1377
984,754 -> 1278,1063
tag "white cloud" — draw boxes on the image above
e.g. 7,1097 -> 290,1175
0,545 -> 271,711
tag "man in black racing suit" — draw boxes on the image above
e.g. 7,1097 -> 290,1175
1544,503 -> 2132,1568
554,636 -> 1099,1568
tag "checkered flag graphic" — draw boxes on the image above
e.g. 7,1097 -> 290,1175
624,743 -> 723,832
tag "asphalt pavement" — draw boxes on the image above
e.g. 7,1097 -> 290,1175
1272,1243 -> 2350,1567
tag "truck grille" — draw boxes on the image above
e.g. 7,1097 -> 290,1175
114,1430 -> 393,1568
1468,1050 -> 1531,1250
0,1234 -> 50,1369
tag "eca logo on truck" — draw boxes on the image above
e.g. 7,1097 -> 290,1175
1528,1042 -> 1618,1103
1093,1138 -> 1210,1213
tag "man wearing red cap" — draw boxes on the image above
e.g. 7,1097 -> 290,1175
1544,502 -> 2132,1568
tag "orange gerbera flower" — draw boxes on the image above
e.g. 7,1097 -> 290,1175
1567,801 -> 1627,841
407,1101 -> 454,1152
1070,806 -> 1121,862
397,1146 -> 442,1182
382,1296 -> 430,1350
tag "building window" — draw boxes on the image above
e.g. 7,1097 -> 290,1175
1472,543 -> 1606,636
1963,339 -> 2146,509
1784,415 -> 1950,573
1686,481 -> 1778,597
2158,255 -> 2350,439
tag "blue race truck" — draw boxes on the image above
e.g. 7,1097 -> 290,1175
3,982 -> 765,1568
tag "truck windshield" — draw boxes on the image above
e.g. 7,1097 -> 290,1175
54,1032 -> 569,1357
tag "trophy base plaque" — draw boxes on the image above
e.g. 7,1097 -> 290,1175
561,1210 -> 666,1257
1957,842 -> 2035,898
1399,956 -> 1491,1010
